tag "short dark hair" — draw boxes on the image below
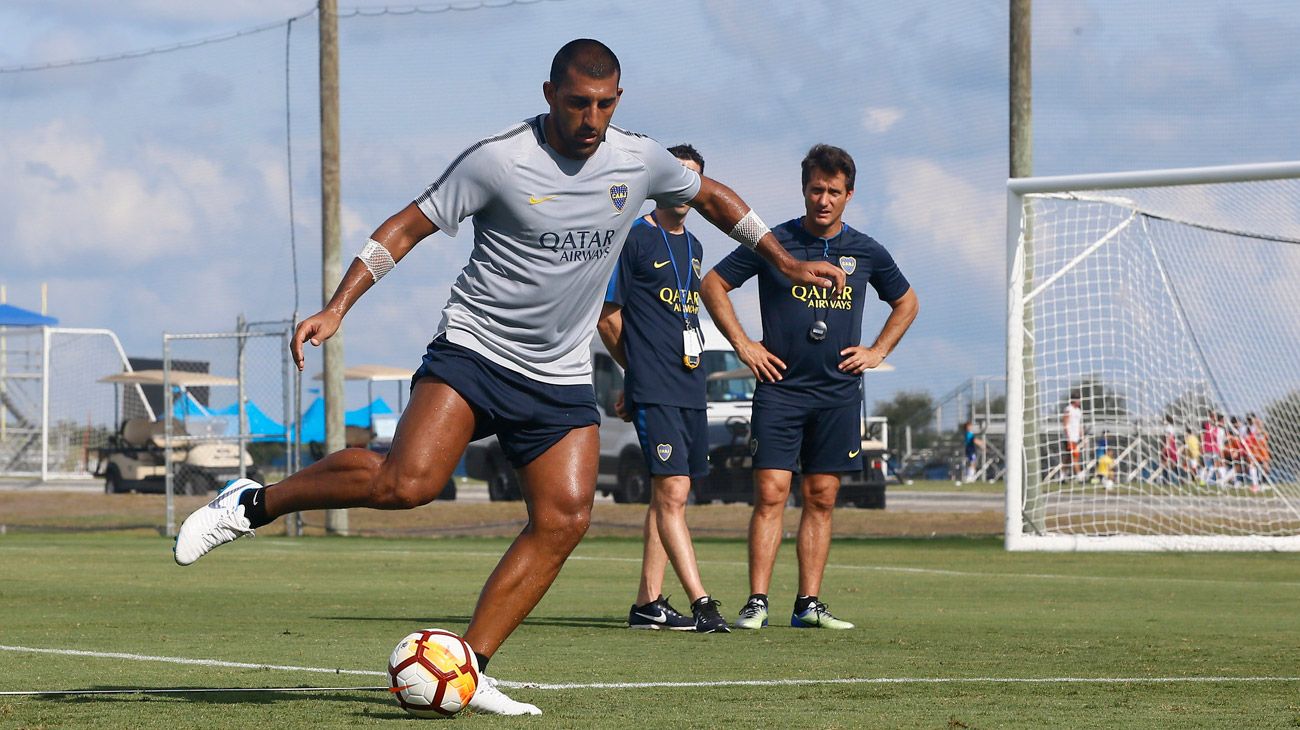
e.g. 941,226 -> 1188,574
550,39 -> 621,87
801,143 -> 856,191
667,144 -> 704,175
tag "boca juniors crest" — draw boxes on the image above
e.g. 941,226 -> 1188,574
656,443 -> 673,462
692,257 -> 702,279
609,183 -> 629,212
839,256 -> 857,275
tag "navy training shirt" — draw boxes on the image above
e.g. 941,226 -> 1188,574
711,218 -> 910,407
605,216 -> 706,409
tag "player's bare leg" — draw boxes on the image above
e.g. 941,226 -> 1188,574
795,473 -> 840,597
628,485 -> 697,631
652,475 -> 706,602
462,425 -> 598,658
735,468 -> 791,629
790,473 -> 853,630
174,377 -> 470,565
747,468 -> 793,596
653,475 -> 729,631
267,377 -> 473,515
635,503 -> 670,605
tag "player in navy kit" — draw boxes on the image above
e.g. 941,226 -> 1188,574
174,41 -> 844,714
702,144 -> 918,631
598,144 -> 729,633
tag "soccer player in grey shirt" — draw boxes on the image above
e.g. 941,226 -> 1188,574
174,39 -> 844,716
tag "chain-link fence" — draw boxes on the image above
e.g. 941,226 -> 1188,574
161,322 -> 295,535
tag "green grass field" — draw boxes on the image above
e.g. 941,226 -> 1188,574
2,532 -> 1298,729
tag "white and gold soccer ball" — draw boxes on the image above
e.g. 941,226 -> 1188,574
387,628 -> 479,718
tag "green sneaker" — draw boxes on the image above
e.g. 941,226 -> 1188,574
791,600 -> 854,629
734,596 -> 769,630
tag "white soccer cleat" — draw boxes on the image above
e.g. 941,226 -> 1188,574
468,675 -> 542,716
173,478 -> 261,566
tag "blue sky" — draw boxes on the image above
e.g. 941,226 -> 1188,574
2,0 -> 1297,413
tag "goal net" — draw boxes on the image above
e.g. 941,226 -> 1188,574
1005,162 -> 1300,551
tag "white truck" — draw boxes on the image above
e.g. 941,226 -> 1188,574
589,321 -> 750,503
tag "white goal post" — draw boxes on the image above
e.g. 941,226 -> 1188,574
1006,161 -> 1300,551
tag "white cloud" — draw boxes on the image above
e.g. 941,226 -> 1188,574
3,122 -> 189,264
862,106 -> 904,134
341,204 -> 371,242
0,120 -> 254,268
880,157 -> 1005,282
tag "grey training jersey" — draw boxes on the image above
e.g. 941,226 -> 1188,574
416,115 -> 701,385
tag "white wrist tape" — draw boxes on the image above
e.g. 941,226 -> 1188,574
728,209 -> 770,250
357,238 -> 395,283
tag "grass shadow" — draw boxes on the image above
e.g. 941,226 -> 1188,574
317,614 -> 629,630
34,687 -> 392,708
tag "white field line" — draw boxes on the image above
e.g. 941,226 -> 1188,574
1,645 -> 1296,694
0,686 -> 387,696
17,538 -> 1300,588
346,548 -> 1300,589
0,645 -> 384,677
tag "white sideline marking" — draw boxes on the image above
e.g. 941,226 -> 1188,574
1,645 -> 1296,694
0,686 -> 386,696
0,645 -> 384,678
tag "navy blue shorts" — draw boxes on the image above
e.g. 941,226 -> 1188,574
630,402 -> 709,478
749,400 -> 862,474
412,336 -> 600,468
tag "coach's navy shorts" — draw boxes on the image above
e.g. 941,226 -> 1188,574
412,336 -> 600,468
630,402 -> 709,478
749,400 -> 862,474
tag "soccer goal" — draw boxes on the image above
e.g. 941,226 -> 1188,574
1005,161 -> 1300,551
0,327 -> 144,481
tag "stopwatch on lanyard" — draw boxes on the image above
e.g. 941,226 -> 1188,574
807,222 -> 844,343
652,211 -> 705,370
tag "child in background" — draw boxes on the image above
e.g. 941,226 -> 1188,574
1184,427 -> 1202,485
1097,446 -> 1115,490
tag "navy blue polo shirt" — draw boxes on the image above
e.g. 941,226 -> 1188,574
605,216 -> 706,409
711,218 -> 910,407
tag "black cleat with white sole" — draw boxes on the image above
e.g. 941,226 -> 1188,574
627,595 -> 695,630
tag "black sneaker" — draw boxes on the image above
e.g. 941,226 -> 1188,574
628,595 -> 695,631
691,596 -> 731,633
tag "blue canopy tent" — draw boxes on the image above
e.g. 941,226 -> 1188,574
208,401 -> 287,442
170,391 -> 215,419
0,303 -> 58,327
170,399 -> 286,442
166,397 -> 388,444
213,401 -> 287,441
295,397 -> 393,443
